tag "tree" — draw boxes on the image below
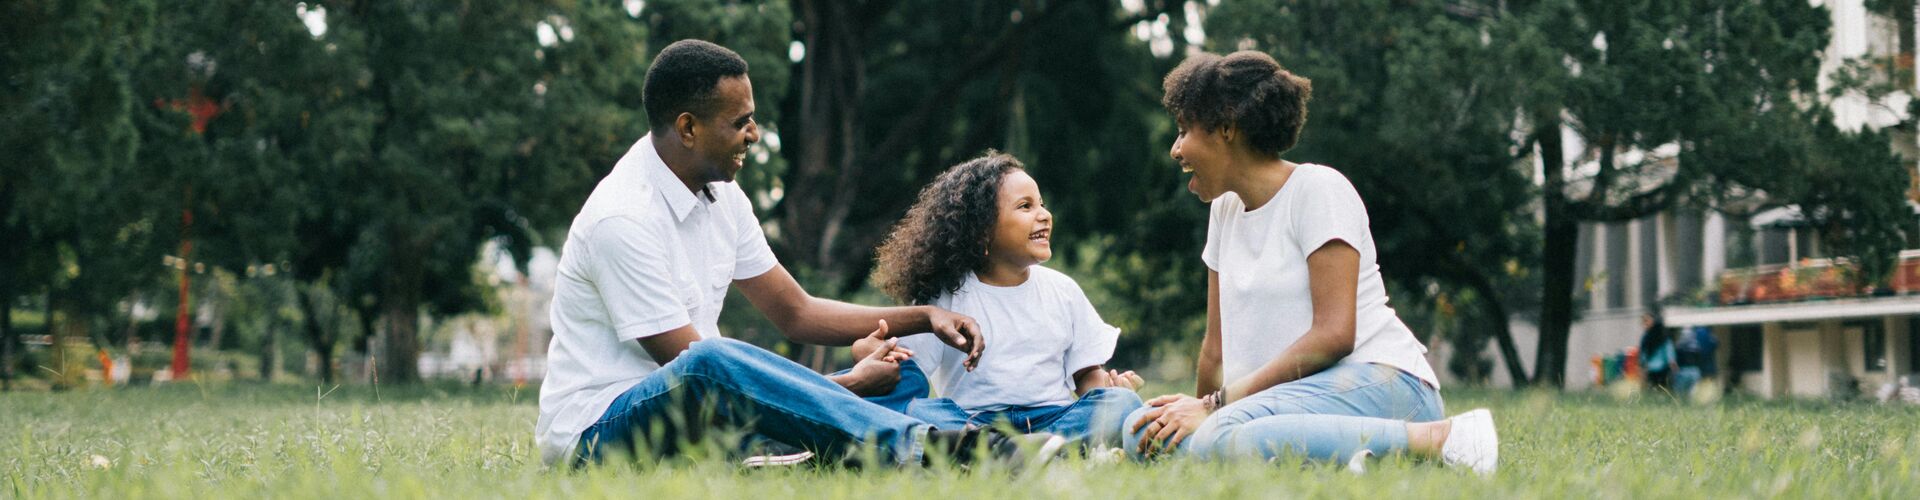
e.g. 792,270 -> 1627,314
2,0 -> 162,389
1510,0 -> 1911,386
776,0 -> 1185,289
766,0 -> 1208,368
1204,0 -> 1542,383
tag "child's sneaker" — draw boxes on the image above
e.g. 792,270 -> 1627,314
740,450 -> 815,468
1345,449 -> 1374,475
1439,408 -> 1498,476
925,428 -> 1068,472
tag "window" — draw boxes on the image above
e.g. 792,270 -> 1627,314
1858,321 -> 1886,372
1672,212 -> 1704,293
1640,219 -> 1659,306
1728,325 -> 1764,373
1759,228 -> 1791,265
1908,316 -> 1920,375
1607,222 -> 1629,309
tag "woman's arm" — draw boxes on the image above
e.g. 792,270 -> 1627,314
1218,240 -> 1359,404
1196,270 -> 1224,395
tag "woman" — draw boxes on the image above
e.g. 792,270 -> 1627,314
1638,309 -> 1675,390
1124,50 -> 1498,475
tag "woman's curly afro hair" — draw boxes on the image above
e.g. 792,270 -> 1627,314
1162,50 -> 1313,157
872,152 -> 1024,305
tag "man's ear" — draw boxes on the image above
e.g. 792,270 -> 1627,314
1219,124 -> 1237,144
674,112 -> 699,147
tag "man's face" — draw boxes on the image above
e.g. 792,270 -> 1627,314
690,76 -> 760,184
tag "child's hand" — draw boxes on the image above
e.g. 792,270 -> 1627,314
851,320 -> 914,361
1076,366 -> 1145,394
1107,369 -> 1145,391
836,322 -> 915,397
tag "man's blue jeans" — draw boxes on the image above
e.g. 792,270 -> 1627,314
853,360 -> 1144,446
1123,362 -> 1443,463
574,338 -> 929,466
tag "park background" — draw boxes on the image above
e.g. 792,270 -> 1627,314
7,0 -> 1920,497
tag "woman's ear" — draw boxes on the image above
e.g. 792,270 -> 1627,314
1220,124 -> 1238,145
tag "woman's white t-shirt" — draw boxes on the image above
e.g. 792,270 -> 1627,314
1201,163 -> 1439,388
898,266 -> 1120,412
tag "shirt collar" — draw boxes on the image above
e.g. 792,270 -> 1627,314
637,133 -> 708,222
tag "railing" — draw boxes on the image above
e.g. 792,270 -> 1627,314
1715,251 -> 1920,305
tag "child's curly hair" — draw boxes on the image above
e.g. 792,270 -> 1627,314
872,152 -> 1025,305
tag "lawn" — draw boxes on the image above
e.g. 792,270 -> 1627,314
4,383 -> 1917,499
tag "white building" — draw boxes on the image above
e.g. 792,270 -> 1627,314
1468,0 -> 1920,397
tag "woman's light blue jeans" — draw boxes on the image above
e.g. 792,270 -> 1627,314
1123,362 -> 1443,463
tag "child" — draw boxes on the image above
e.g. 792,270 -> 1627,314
861,151 -> 1145,446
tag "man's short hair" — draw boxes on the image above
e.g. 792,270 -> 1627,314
643,39 -> 750,132
1162,50 -> 1313,156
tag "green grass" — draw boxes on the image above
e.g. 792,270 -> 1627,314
4,383 -> 1918,499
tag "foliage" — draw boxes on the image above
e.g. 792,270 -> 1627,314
4,385 -> 1920,497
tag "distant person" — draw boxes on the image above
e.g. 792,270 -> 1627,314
1638,310 -> 1675,391
1673,325 -> 1717,395
1125,50 -> 1498,475
861,151 -> 1146,446
535,39 -> 1064,470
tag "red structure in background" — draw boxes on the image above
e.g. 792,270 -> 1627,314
173,205 -> 192,377
156,86 -> 225,379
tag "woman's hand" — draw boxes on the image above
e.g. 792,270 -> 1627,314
1131,394 -> 1213,455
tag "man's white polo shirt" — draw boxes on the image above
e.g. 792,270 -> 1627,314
534,134 -> 778,466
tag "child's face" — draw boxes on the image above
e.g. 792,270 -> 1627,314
987,170 -> 1053,268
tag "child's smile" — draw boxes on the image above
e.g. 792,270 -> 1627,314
986,169 -> 1054,275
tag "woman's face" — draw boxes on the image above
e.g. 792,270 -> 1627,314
1171,120 -> 1231,201
986,169 -> 1053,268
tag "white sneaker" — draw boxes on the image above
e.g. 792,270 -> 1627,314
1345,449 -> 1374,475
1439,408 -> 1498,476
740,450 -> 815,468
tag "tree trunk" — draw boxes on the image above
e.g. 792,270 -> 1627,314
1534,114 -> 1577,388
1460,266 -> 1529,384
260,313 -> 278,382
379,257 -> 423,384
49,292 -> 88,390
296,286 -> 336,384
2,293 -> 13,392
782,0 -> 869,282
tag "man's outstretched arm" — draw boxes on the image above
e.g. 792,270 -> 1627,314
636,325 -> 702,365
735,263 -> 985,369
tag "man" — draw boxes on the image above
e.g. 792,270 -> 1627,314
535,39 -> 1063,468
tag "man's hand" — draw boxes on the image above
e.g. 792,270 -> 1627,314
833,321 -> 913,397
1130,394 -> 1212,456
923,307 -> 983,371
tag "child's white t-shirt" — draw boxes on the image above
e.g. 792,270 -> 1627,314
1202,163 -> 1439,388
898,266 -> 1120,412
